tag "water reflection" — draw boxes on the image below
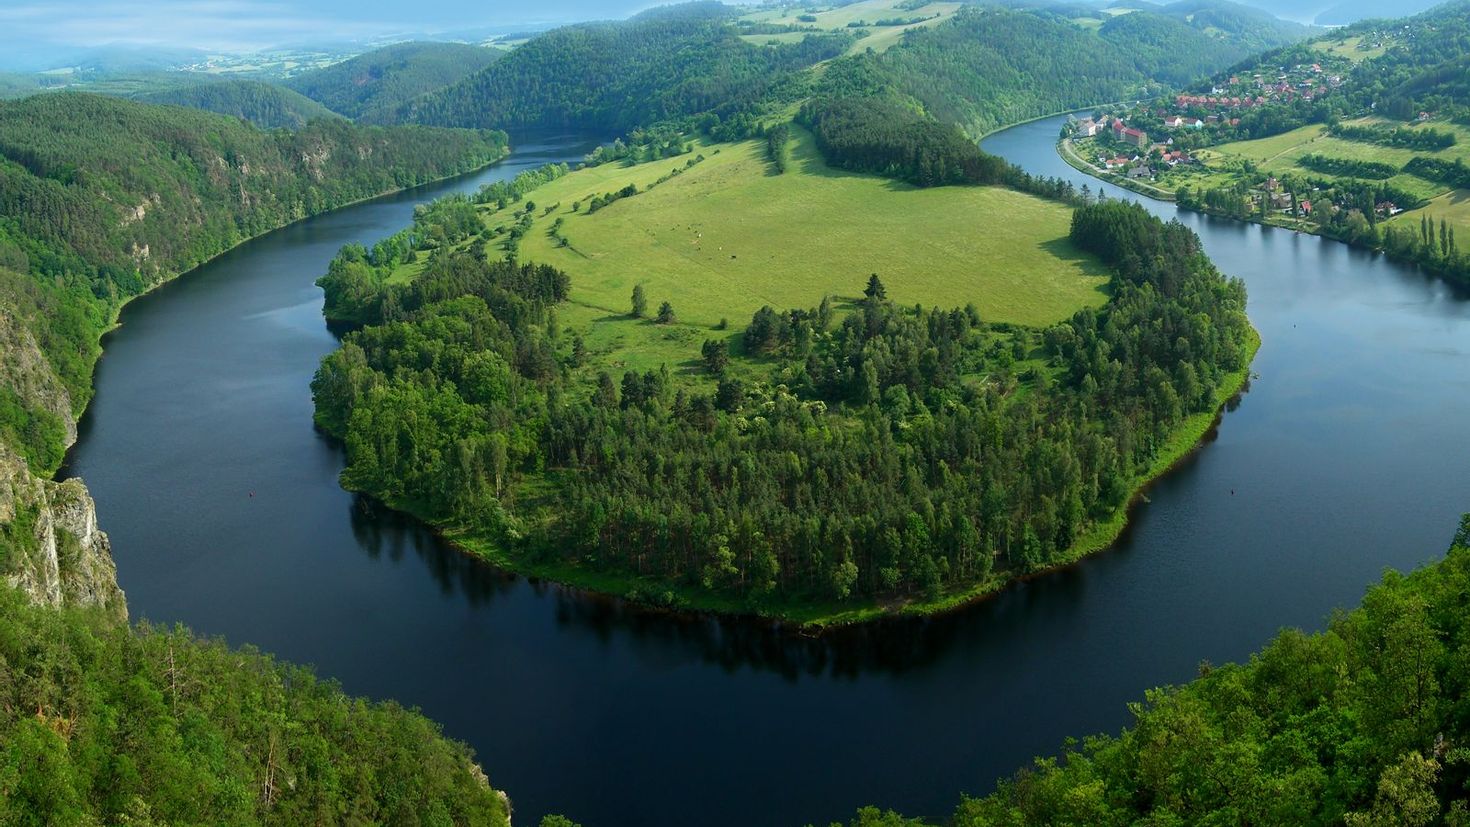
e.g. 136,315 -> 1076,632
60,118 -> 1470,827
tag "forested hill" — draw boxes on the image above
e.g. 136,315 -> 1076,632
0,91 -> 518,827
389,5 -> 850,132
0,91 -> 506,474
285,41 -> 503,121
815,3 -> 1311,136
137,78 -> 340,129
846,515 -> 1470,826
0,586 -> 511,826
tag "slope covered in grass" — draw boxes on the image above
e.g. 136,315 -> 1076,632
512,128 -> 1108,331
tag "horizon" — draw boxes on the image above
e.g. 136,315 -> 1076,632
0,0 -> 665,67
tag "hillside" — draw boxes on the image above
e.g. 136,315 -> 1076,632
285,41 -> 503,121
0,91 -> 506,479
0,89 -> 521,826
391,4 -> 851,132
0,582 -> 510,826
137,78 -> 340,128
814,3 -> 1311,137
843,516 -> 1470,826
1080,1 -> 1470,286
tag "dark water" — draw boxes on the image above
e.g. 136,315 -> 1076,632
63,118 -> 1470,826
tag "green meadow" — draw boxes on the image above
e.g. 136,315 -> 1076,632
736,0 -> 962,54
471,128 -> 1109,380
515,127 -> 1102,316
1148,118 -> 1470,235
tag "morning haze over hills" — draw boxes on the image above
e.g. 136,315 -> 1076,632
2,0 -> 1470,824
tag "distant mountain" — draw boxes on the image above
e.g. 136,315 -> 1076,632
1159,0 -> 1316,51
137,78 -> 339,129
1223,0 -> 1447,24
0,74 -> 48,100
1314,0 -> 1447,24
284,41 -> 502,120
391,5 -> 851,132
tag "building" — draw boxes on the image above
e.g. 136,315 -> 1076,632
1121,127 -> 1148,148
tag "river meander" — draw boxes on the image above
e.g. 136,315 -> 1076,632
62,118 -> 1470,826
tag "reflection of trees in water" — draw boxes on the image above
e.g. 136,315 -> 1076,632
345,494 -> 1127,681
348,496 -> 519,605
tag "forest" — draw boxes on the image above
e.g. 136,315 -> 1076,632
312,199 -> 1252,617
798,96 -> 1010,188
0,92 -> 507,476
840,516 -> 1470,826
0,585 -> 508,826
811,4 -> 1307,138
390,3 -> 849,133
286,41 -> 504,122
136,78 -> 338,129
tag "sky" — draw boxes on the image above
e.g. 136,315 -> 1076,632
0,0 -> 658,58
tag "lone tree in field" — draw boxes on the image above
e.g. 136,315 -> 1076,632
631,284 -> 647,318
865,273 -> 886,302
656,301 -> 676,325
701,339 -> 729,374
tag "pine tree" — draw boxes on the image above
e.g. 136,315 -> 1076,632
630,284 -> 647,318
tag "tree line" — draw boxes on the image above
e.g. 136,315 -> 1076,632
390,5 -> 850,133
0,91 -> 508,476
837,516 -> 1470,826
0,585 -> 508,826
313,200 -> 1252,612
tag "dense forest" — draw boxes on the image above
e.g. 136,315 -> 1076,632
812,4 -> 1307,138
313,199 -> 1251,614
0,585 -> 509,826
136,78 -> 339,129
798,96 -> 1010,187
840,516 -> 1470,826
390,3 -> 849,132
0,91 -> 507,475
286,41 -> 503,122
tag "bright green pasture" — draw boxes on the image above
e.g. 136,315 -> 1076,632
503,129 -> 1107,338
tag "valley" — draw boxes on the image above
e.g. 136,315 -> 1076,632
4,1 -> 1470,824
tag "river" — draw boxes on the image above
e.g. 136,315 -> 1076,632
61,118 -> 1470,826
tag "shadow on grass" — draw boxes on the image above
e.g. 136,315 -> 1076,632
1039,237 -> 1114,300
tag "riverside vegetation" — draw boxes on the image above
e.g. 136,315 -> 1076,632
832,516 -> 1470,826
1067,1 -> 1470,287
5,0 -> 1468,822
312,123 -> 1255,623
0,91 -> 517,821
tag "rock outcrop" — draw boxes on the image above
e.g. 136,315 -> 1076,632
0,306 -> 77,447
0,444 -> 126,621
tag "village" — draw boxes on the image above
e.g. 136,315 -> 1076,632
1066,112 -> 1201,186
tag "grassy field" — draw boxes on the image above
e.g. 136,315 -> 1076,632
1386,188 -> 1470,237
1314,34 -> 1393,63
486,128 -> 1106,377
737,0 -> 961,54
1144,118 -> 1470,233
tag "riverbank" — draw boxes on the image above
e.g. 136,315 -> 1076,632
56,146 -> 510,480
345,325 -> 1260,631
1057,137 -> 1177,201
1057,138 -> 1470,291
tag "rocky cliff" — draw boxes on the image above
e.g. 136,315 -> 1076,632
0,444 -> 126,621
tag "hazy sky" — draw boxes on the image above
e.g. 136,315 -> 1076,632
0,0 -> 658,54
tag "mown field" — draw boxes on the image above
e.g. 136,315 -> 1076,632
470,128 -> 1108,378
737,0 -> 962,53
